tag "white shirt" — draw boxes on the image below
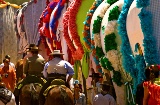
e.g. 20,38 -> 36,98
42,57 -> 74,78
93,94 -> 116,105
0,93 -> 16,105
0,62 -> 15,69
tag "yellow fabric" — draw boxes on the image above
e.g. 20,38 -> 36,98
0,2 -> 21,9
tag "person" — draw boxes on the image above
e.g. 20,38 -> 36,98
93,81 -> 116,105
0,76 -> 16,105
14,46 -> 46,105
0,55 -> 15,69
23,44 -> 44,69
15,59 -> 25,83
143,64 -> 160,105
73,80 -> 86,105
0,58 -> 16,92
136,65 -> 150,105
89,73 -> 103,94
23,46 -> 45,77
88,73 -> 103,105
39,50 -> 74,105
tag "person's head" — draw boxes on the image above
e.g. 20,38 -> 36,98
3,58 -> 10,67
89,73 -> 102,83
28,46 -> 41,55
27,44 -> 36,50
49,50 -> 64,58
73,80 -> 81,93
145,64 -> 160,81
5,55 -> 11,61
100,81 -> 111,92
26,44 -> 37,54
78,84 -> 83,93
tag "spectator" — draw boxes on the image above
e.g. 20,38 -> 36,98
73,80 -> 86,105
93,81 -> 116,105
0,76 -> 16,105
0,55 -> 15,70
0,58 -> 16,92
143,64 -> 160,105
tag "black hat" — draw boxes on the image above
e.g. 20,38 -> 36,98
5,55 -> 11,59
27,46 -> 42,52
89,73 -> 102,78
26,44 -> 36,49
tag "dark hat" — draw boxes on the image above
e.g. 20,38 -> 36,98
28,46 -> 42,52
100,81 -> 112,86
89,73 -> 102,78
49,50 -> 64,55
26,44 -> 36,49
5,55 -> 11,59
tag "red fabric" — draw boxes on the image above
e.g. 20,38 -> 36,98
34,0 -> 37,3
143,81 -> 160,105
0,0 -> 6,4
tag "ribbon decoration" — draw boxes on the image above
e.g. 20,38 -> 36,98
125,82 -> 135,104
0,2 -> 21,9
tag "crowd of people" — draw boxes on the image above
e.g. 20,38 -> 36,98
0,43 -> 159,105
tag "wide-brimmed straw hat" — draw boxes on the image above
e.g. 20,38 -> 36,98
100,81 -> 112,87
28,46 -> 42,51
89,73 -> 103,78
49,50 -> 64,55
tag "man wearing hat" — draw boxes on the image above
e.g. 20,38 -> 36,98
14,46 -> 46,105
23,44 -> 43,68
23,46 -> 45,76
93,81 -> 116,105
89,73 -> 102,93
39,50 -> 74,105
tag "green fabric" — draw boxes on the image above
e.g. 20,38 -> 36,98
43,79 -> 66,97
76,0 -> 95,47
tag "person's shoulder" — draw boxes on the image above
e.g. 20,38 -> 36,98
10,62 -> 15,66
105,94 -> 115,100
63,60 -> 72,65
38,54 -> 43,58
95,94 -> 103,97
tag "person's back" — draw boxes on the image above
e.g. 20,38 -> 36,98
24,46 -> 45,77
46,57 -> 69,75
24,55 -> 45,76
93,81 -> 116,105
93,93 -> 116,105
